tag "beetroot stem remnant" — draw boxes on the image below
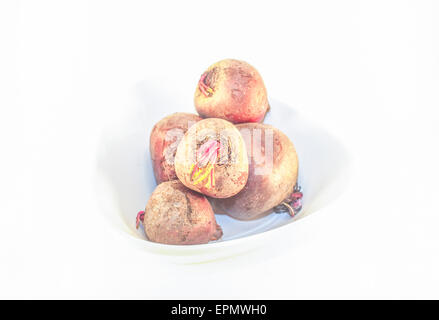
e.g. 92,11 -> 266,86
136,211 -> 145,229
190,140 -> 222,188
198,72 -> 214,97
274,184 -> 303,218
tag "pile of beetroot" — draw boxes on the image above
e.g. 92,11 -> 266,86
136,59 -> 302,245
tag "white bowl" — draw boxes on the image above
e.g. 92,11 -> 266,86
94,85 -> 351,263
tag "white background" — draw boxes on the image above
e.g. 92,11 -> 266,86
1,0 -> 438,299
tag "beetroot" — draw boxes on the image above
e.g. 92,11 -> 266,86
211,123 -> 299,220
175,118 -> 249,198
150,112 -> 201,183
194,59 -> 269,124
136,180 -> 223,245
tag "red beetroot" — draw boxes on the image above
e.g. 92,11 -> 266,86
175,118 -> 249,198
194,59 -> 269,124
137,180 -> 223,245
150,113 -> 201,183
211,123 -> 299,220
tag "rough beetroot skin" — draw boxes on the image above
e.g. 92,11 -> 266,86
140,180 -> 223,245
194,59 -> 269,124
211,123 -> 299,220
175,118 -> 249,198
150,113 -> 202,183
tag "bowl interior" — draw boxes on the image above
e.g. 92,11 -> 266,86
95,85 -> 350,246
